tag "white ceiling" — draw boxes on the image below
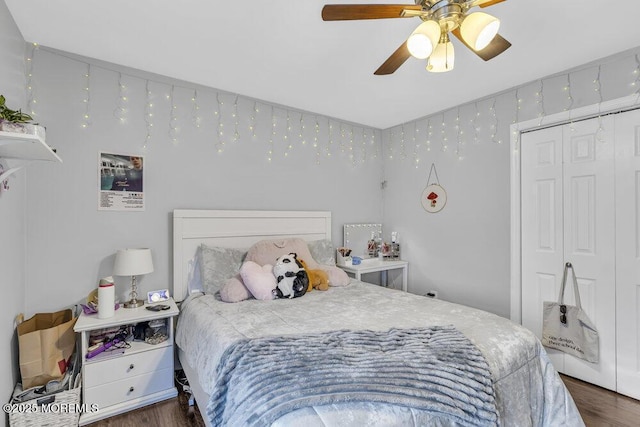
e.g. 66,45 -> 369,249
5,0 -> 640,129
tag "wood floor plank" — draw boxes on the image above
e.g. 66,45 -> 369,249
561,374 -> 640,427
88,385 -> 205,427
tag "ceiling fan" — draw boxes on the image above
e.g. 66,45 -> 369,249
322,0 -> 511,75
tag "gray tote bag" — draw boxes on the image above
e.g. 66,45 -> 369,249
542,262 -> 599,363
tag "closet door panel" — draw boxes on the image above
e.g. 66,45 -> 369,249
615,108 -> 640,400
521,127 -> 565,370
561,118 -> 616,390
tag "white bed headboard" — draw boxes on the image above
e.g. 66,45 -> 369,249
172,209 -> 332,302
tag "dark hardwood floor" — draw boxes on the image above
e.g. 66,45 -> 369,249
89,375 -> 640,426
89,383 -> 205,427
561,374 -> 640,427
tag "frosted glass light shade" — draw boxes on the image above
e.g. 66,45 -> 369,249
460,12 -> 500,51
407,20 -> 441,59
427,41 -> 455,73
113,248 -> 154,276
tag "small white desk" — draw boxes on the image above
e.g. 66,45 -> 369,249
338,259 -> 408,292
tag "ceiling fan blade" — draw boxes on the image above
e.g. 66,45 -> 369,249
451,28 -> 511,61
322,4 -> 422,21
374,41 -> 411,75
477,0 -> 507,7
477,34 -> 511,60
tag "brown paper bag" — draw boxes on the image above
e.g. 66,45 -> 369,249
17,309 -> 77,389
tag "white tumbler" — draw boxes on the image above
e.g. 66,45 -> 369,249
98,276 -> 115,319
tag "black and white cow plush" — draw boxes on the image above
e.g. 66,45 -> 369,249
272,253 -> 309,299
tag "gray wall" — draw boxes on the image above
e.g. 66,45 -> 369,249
382,48 -> 640,317
19,44 -> 640,319
0,0 -> 26,419
23,49 -> 384,313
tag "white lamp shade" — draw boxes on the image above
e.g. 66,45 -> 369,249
113,248 -> 154,276
427,40 -> 455,73
460,12 -> 500,51
407,20 -> 441,59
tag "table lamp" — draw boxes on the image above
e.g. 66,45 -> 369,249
113,248 -> 154,308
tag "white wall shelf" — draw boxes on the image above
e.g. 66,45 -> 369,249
0,130 -> 61,183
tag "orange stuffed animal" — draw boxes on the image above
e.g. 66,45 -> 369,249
299,259 -> 330,291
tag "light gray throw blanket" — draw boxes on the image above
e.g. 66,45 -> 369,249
207,325 -> 498,426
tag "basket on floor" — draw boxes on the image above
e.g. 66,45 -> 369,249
8,372 -> 81,427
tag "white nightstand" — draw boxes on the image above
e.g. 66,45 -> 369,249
338,259 -> 408,291
73,298 -> 179,425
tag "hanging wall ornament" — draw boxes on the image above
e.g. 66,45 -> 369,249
421,163 -> 447,213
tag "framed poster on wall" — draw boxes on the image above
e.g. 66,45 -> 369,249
98,152 -> 145,211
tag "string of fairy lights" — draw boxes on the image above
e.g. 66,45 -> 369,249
191,89 -> 201,129
386,54 -> 640,166
594,66 -> 605,142
536,80 -> 545,124
634,53 -> 640,99
80,64 -> 91,129
25,43 -> 38,118
143,80 -> 153,148
23,47 -> 640,168
114,72 -> 128,123
23,47 -> 380,166
168,86 -> 178,143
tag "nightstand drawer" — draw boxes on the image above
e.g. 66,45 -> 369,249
84,367 -> 174,408
84,345 -> 172,388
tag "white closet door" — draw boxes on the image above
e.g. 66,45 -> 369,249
521,126 -> 564,370
521,117 -> 616,390
615,108 -> 640,400
560,117 -> 616,389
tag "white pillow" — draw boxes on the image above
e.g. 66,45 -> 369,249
245,238 -> 349,287
307,239 -> 336,266
240,261 -> 276,300
199,244 -> 246,294
219,274 -> 252,303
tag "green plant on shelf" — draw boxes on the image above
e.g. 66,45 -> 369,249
0,95 -> 33,124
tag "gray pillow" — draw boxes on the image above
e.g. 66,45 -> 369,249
307,239 -> 336,266
199,244 -> 246,294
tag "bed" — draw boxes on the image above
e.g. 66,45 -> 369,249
173,209 -> 584,427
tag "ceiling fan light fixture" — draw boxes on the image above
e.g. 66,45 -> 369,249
407,20 -> 440,59
460,12 -> 500,51
427,37 -> 454,73
321,1 -> 511,75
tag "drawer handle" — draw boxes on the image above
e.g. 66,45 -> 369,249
129,386 -> 135,393
129,364 -> 135,370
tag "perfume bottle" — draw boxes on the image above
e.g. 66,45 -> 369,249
391,232 -> 400,259
367,231 -> 377,257
381,241 -> 391,258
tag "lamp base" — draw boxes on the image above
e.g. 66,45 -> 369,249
124,298 -> 145,309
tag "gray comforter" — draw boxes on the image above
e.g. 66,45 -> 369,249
209,326 -> 497,426
176,281 -> 584,426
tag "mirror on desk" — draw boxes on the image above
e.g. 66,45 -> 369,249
343,223 -> 382,259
